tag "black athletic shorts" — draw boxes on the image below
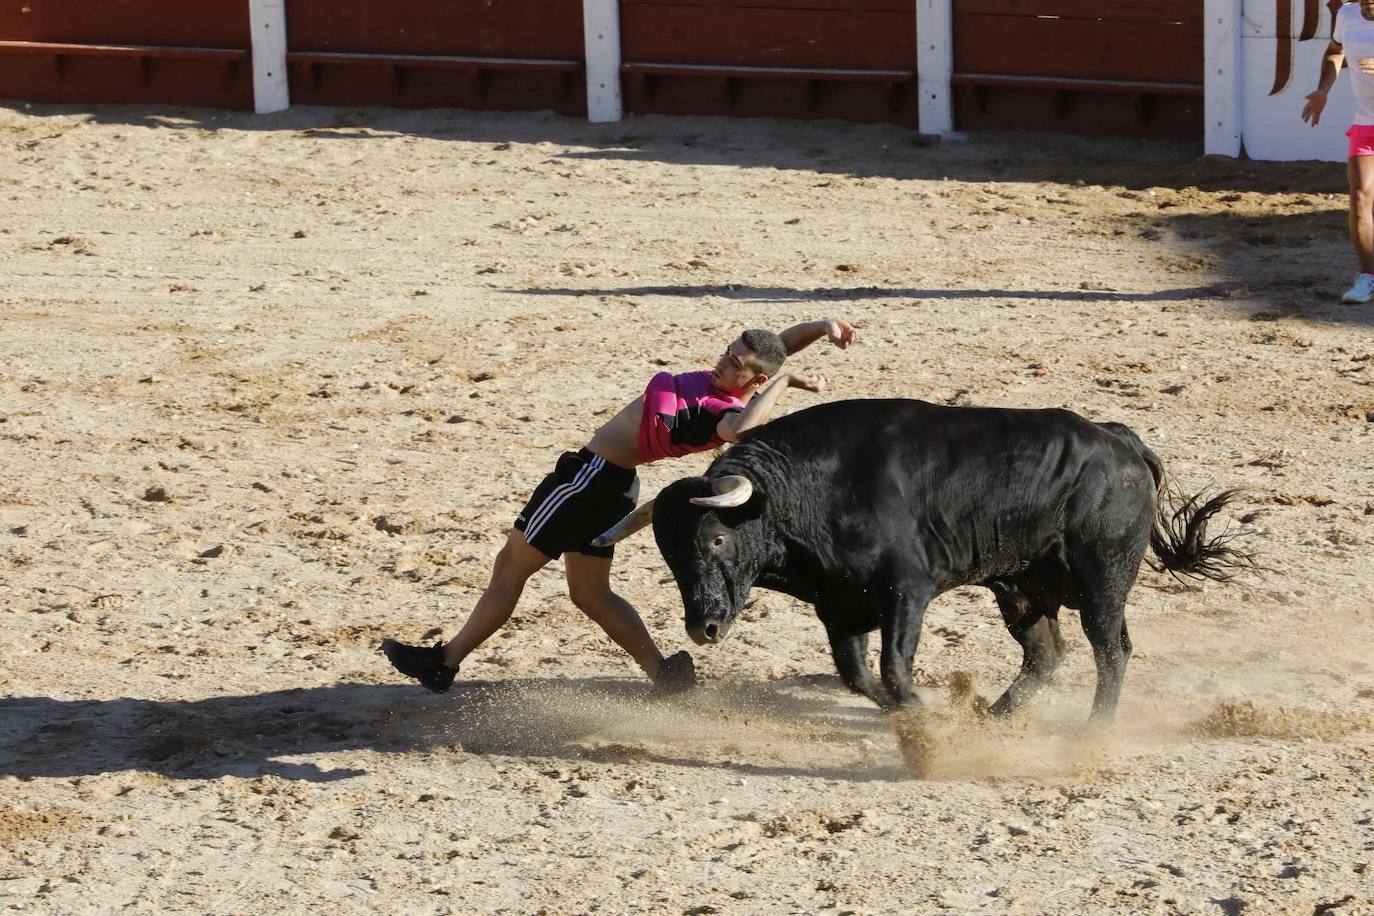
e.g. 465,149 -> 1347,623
514,448 -> 640,559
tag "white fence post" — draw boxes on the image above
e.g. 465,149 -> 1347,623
584,0 -> 622,123
916,0 -> 954,134
249,0 -> 290,114
1204,0 -> 1242,155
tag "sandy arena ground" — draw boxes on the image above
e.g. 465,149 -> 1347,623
0,103 -> 1371,914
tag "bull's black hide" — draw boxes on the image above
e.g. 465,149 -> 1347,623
638,399 -> 1250,720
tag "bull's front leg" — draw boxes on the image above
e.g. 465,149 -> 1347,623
878,585 -> 933,707
823,627 -> 887,708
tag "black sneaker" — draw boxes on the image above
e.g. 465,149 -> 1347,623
651,650 -> 697,696
381,639 -> 458,693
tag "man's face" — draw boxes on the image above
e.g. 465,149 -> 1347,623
711,338 -> 764,393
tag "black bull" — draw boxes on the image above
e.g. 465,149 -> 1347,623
598,399 -> 1251,720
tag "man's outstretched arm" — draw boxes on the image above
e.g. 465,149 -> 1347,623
716,372 -> 826,442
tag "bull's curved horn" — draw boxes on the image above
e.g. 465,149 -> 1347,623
689,475 -> 753,509
591,498 -> 656,547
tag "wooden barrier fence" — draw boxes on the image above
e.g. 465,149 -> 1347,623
0,0 -> 253,109
0,0 -> 1205,140
951,0 -> 1204,139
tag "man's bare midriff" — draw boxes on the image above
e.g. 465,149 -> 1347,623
585,396 -> 644,469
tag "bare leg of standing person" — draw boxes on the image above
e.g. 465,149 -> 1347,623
1343,154 -> 1374,302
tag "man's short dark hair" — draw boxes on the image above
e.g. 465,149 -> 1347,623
740,329 -> 786,377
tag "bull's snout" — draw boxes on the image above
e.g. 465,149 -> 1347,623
688,617 -> 731,645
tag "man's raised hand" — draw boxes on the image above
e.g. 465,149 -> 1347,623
826,319 -> 856,349
787,372 -> 827,393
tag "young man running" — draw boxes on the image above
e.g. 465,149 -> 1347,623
382,318 -> 856,693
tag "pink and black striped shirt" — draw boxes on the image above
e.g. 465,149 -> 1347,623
637,370 -> 744,464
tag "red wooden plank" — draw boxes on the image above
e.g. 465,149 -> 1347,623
621,6 -> 916,70
0,40 -> 248,60
952,0 -> 1201,23
620,0 -> 915,10
624,62 -> 912,81
951,72 -> 1200,94
953,13 -> 1201,83
289,51 -> 581,72
284,1 -> 585,114
623,70 -> 917,125
0,52 -> 253,108
286,0 -> 584,60
287,61 -> 586,115
952,82 -> 1200,139
0,0 -> 249,48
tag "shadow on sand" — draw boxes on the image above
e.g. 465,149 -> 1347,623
0,675 -> 901,784
513,282 -> 1233,305
4,100 -> 1345,194
511,273 -> 1374,329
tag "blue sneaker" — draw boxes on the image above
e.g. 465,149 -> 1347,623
1341,273 -> 1374,303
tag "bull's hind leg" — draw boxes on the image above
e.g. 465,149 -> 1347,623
825,628 -> 888,708
1071,546 -> 1142,722
1082,602 -> 1129,721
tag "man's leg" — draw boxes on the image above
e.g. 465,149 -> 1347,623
442,529 -> 553,668
1348,155 -> 1374,275
564,551 -> 666,677
384,528 -> 552,690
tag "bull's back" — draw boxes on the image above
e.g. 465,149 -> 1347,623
732,398 -> 1119,485
721,399 -> 1155,565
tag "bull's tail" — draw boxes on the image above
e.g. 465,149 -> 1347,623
1097,421 -> 1258,582
1148,486 -> 1259,582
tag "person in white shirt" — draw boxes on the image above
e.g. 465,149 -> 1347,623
1303,0 -> 1374,303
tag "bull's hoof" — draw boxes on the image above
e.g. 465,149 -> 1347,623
651,650 -> 698,697
987,693 -> 1018,718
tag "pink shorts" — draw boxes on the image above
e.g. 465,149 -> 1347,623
1348,124 -> 1374,158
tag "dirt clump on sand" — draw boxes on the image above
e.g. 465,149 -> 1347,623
1191,700 -> 1371,741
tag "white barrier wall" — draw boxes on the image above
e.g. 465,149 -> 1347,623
235,0 -> 1359,160
1236,0 -> 1356,160
248,0 -> 289,115
916,0 -> 954,135
1208,0 -> 1245,156
583,0 -> 622,123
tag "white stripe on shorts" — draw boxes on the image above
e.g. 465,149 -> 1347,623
523,454 -> 605,544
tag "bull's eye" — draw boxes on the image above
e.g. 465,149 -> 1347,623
711,535 -> 726,550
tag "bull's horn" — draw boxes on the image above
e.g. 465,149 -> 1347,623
591,498 -> 656,547
689,475 -> 753,509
